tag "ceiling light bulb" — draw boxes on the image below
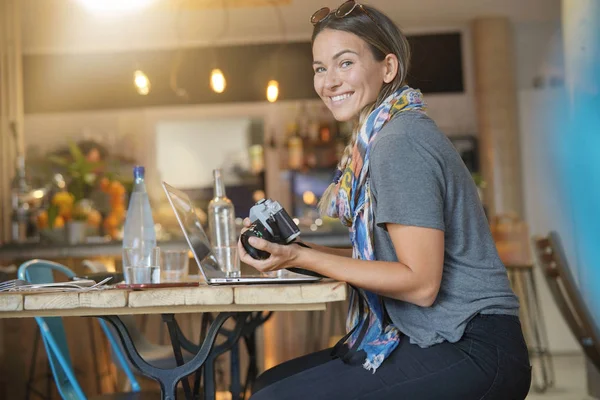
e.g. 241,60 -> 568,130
266,80 -> 279,103
134,69 -> 151,95
210,69 -> 226,94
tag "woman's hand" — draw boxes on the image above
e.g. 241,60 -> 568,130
237,218 -> 302,273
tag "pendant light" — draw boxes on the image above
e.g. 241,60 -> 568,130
133,69 -> 151,95
208,1 -> 229,94
210,68 -> 226,94
266,80 -> 279,103
265,3 -> 286,103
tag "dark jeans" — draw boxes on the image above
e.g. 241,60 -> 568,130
250,314 -> 531,400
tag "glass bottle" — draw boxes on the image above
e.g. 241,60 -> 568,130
122,166 -> 156,273
208,169 -> 240,277
10,155 -> 31,243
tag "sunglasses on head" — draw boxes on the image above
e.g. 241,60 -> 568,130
310,0 -> 379,27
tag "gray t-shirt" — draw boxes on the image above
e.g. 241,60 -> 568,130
369,111 -> 519,348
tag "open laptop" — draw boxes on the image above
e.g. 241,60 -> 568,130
162,181 -> 322,285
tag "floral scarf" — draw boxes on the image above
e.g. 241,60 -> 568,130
325,86 -> 426,372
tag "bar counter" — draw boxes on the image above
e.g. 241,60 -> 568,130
0,231 -> 352,262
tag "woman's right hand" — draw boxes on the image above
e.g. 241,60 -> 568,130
238,217 -> 252,247
240,217 -> 252,234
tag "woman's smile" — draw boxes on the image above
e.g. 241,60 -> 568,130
330,92 -> 354,104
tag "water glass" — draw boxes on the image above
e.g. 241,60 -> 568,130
123,246 -> 161,284
162,249 -> 190,282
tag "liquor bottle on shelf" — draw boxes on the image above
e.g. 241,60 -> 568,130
286,120 -> 304,170
207,169 -> 240,277
296,102 -> 310,140
10,155 -> 32,243
307,104 -> 321,144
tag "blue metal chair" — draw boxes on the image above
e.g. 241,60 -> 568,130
81,260 -> 195,378
18,259 -> 141,399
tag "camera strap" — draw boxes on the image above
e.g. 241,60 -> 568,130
330,284 -> 369,366
290,240 -> 370,363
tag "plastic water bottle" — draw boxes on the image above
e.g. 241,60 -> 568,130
208,169 -> 240,277
122,166 -> 157,281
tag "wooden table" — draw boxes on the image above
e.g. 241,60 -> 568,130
0,280 -> 347,400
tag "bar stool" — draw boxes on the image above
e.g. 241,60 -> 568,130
491,214 -> 555,392
505,262 -> 555,392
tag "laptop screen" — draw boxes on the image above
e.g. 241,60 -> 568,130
162,182 -> 224,280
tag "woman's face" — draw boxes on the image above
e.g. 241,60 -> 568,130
312,29 -> 388,121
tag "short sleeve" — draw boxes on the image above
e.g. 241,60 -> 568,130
370,133 -> 445,231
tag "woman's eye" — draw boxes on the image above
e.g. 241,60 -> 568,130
340,60 -> 353,68
314,67 -> 326,74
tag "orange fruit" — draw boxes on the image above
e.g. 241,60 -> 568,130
110,194 -> 125,208
52,192 -> 74,207
87,210 -> 102,227
99,177 -> 110,192
103,213 -> 119,229
54,216 -> 65,229
59,207 -> 72,221
37,211 -> 48,229
112,204 -> 126,220
109,181 -> 125,196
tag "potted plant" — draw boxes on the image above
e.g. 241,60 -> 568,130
471,172 -> 487,202
38,142 -> 103,244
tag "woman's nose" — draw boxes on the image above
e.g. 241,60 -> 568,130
324,70 -> 341,90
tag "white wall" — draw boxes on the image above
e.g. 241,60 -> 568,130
155,118 -> 252,189
513,21 -> 564,90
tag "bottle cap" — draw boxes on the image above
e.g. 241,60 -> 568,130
133,166 -> 145,180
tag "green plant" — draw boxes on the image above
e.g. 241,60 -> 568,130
48,142 -> 104,202
471,172 -> 487,189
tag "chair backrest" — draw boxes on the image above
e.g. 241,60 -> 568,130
532,232 -> 600,369
82,260 -> 109,273
81,260 -> 148,382
18,259 -> 87,400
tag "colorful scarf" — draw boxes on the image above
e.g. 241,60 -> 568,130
325,86 -> 426,372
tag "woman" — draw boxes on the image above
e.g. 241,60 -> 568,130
240,2 -> 532,399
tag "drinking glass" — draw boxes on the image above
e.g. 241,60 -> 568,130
123,246 -> 161,284
161,249 -> 190,282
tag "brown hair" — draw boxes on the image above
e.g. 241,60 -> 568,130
313,3 -> 411,214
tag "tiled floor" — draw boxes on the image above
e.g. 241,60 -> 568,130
527,353 -> 592,400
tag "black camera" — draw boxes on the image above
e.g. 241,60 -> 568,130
240,199 -> 300,260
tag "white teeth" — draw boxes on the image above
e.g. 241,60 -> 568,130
331,93 -> 352,102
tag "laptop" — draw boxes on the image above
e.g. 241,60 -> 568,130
162,182 -> 322,285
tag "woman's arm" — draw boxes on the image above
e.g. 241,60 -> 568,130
239,223 -> 444,307
296,239 -> 353,258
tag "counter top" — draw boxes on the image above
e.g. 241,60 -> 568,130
0,231 -> 351,261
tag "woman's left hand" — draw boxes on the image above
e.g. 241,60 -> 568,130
237,236 -> 301,273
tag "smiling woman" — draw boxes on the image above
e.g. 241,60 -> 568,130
242,2 -> 532,400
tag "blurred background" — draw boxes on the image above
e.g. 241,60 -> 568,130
0,0 -> 599,399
